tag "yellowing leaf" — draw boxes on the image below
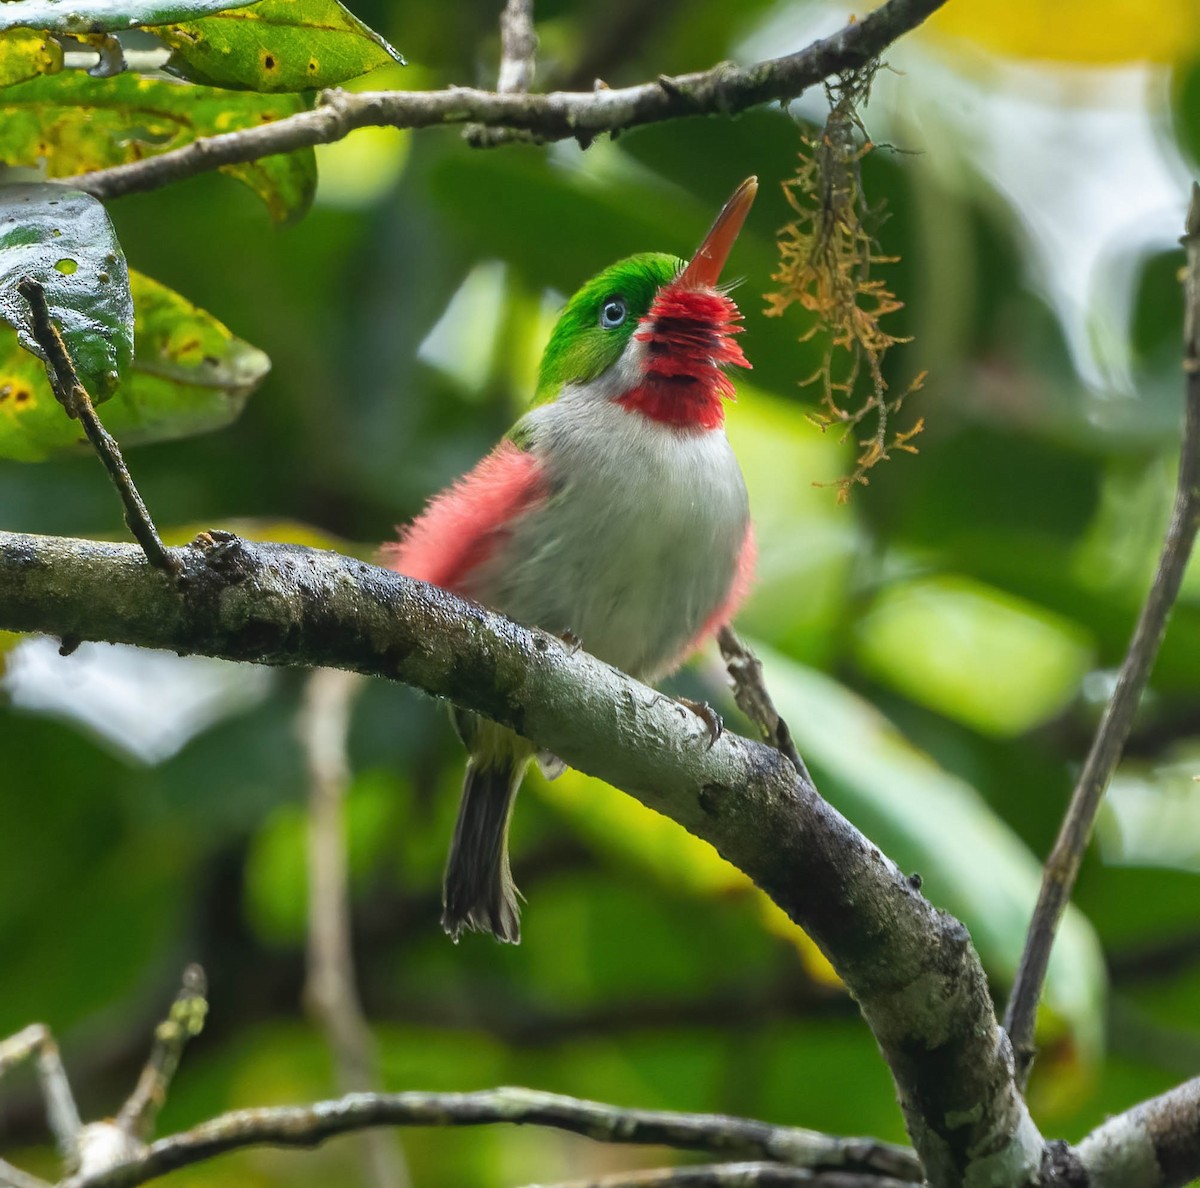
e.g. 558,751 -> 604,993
854,575 -> 1094,736
0,28 -> 62,86
0,73 -> 315,222
100,269 -> 269,447
0,268 -> 267,460
920,0 -> 1200,65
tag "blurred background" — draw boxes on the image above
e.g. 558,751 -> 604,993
2,0 -> 1200,1183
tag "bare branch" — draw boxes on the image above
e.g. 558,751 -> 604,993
531,1163 -> 920,1187
1077,1076 -> 1200,1188
717,626 -> 811,784
15,280 -> 176,578
300,667 -> 410,1188
0,527 -> 1039,1187
497,0 -> 537,94
1004,182 -> 1200,1085
62,0 -> 948,202
466,0 -> 540,146
0,1024 -> 82,1158
55,1087 -> 921,1188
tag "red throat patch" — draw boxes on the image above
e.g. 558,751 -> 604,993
616,285 -> 749,430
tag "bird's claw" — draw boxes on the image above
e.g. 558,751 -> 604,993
678,697 -> 723,749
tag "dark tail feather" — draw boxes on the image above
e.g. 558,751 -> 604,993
441,758 -> 525,944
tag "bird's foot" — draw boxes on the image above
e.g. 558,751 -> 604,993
677,697 -> 723,749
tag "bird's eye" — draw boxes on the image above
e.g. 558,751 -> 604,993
599,296 -> 627,329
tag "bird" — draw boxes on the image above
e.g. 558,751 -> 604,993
384,177 -> 759,943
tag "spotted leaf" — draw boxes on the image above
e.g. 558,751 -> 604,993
159,0 -> 401,92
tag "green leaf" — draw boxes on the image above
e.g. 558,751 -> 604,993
159,0 -> 401,92
0,0 -> 258,35
751,642 -> 1108,1065
0,183 -> 132,402
854,574 -> 1094,737
0,267 -> 267,460
1172,58 -> 1200,169
0,73 -> 316,222
0,28 -> 62,85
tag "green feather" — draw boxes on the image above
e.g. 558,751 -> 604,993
533,252 -> 681,405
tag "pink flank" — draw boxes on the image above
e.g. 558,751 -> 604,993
677,526 -> 757,666
382,441 -> 548,594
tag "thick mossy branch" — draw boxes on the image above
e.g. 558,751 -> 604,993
0,527 -> 1040,1188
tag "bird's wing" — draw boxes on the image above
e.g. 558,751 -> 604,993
381,439 -> 549,594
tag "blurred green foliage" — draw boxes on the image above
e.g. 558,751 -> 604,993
1,1 -> 1200,1185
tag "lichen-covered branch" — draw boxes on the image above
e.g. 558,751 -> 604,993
1077,1076 -> 1200,1188
54,1087 -> 921,1188
0,527 -> 1041,1187
63,0 -> 947,202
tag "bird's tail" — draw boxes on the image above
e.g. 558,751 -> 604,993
442,744 -> 530,944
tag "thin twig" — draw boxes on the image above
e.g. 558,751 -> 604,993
115,966 -> 208,1141
0,1024 -> 82,1158
717,627 -> 812,785
15,279 -> 177,577
56,1088 -> 922,1188
466,0 -> 540,146
1003,183 -> 1200,1086
530,1164 -> 920,1188
61,0 -> 947,202
497,0 -> 538,94
301,667 -> 410,1188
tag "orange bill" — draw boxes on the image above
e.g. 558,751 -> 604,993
676,176 -> 758,289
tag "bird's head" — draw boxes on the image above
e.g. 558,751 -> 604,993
535,177 -> 757,430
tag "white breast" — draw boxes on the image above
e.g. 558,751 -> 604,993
466,394 -> 750,681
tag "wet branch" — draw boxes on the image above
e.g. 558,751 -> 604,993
1003,183 -> 1200,1085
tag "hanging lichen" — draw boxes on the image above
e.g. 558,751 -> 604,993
765,66 -> 925,501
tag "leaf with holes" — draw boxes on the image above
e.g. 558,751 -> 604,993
0,0 -> 259,35
159,0 -> 401,92
0,184 -> 132,405
0,268 -> 268,460
0,73 -> 315,223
